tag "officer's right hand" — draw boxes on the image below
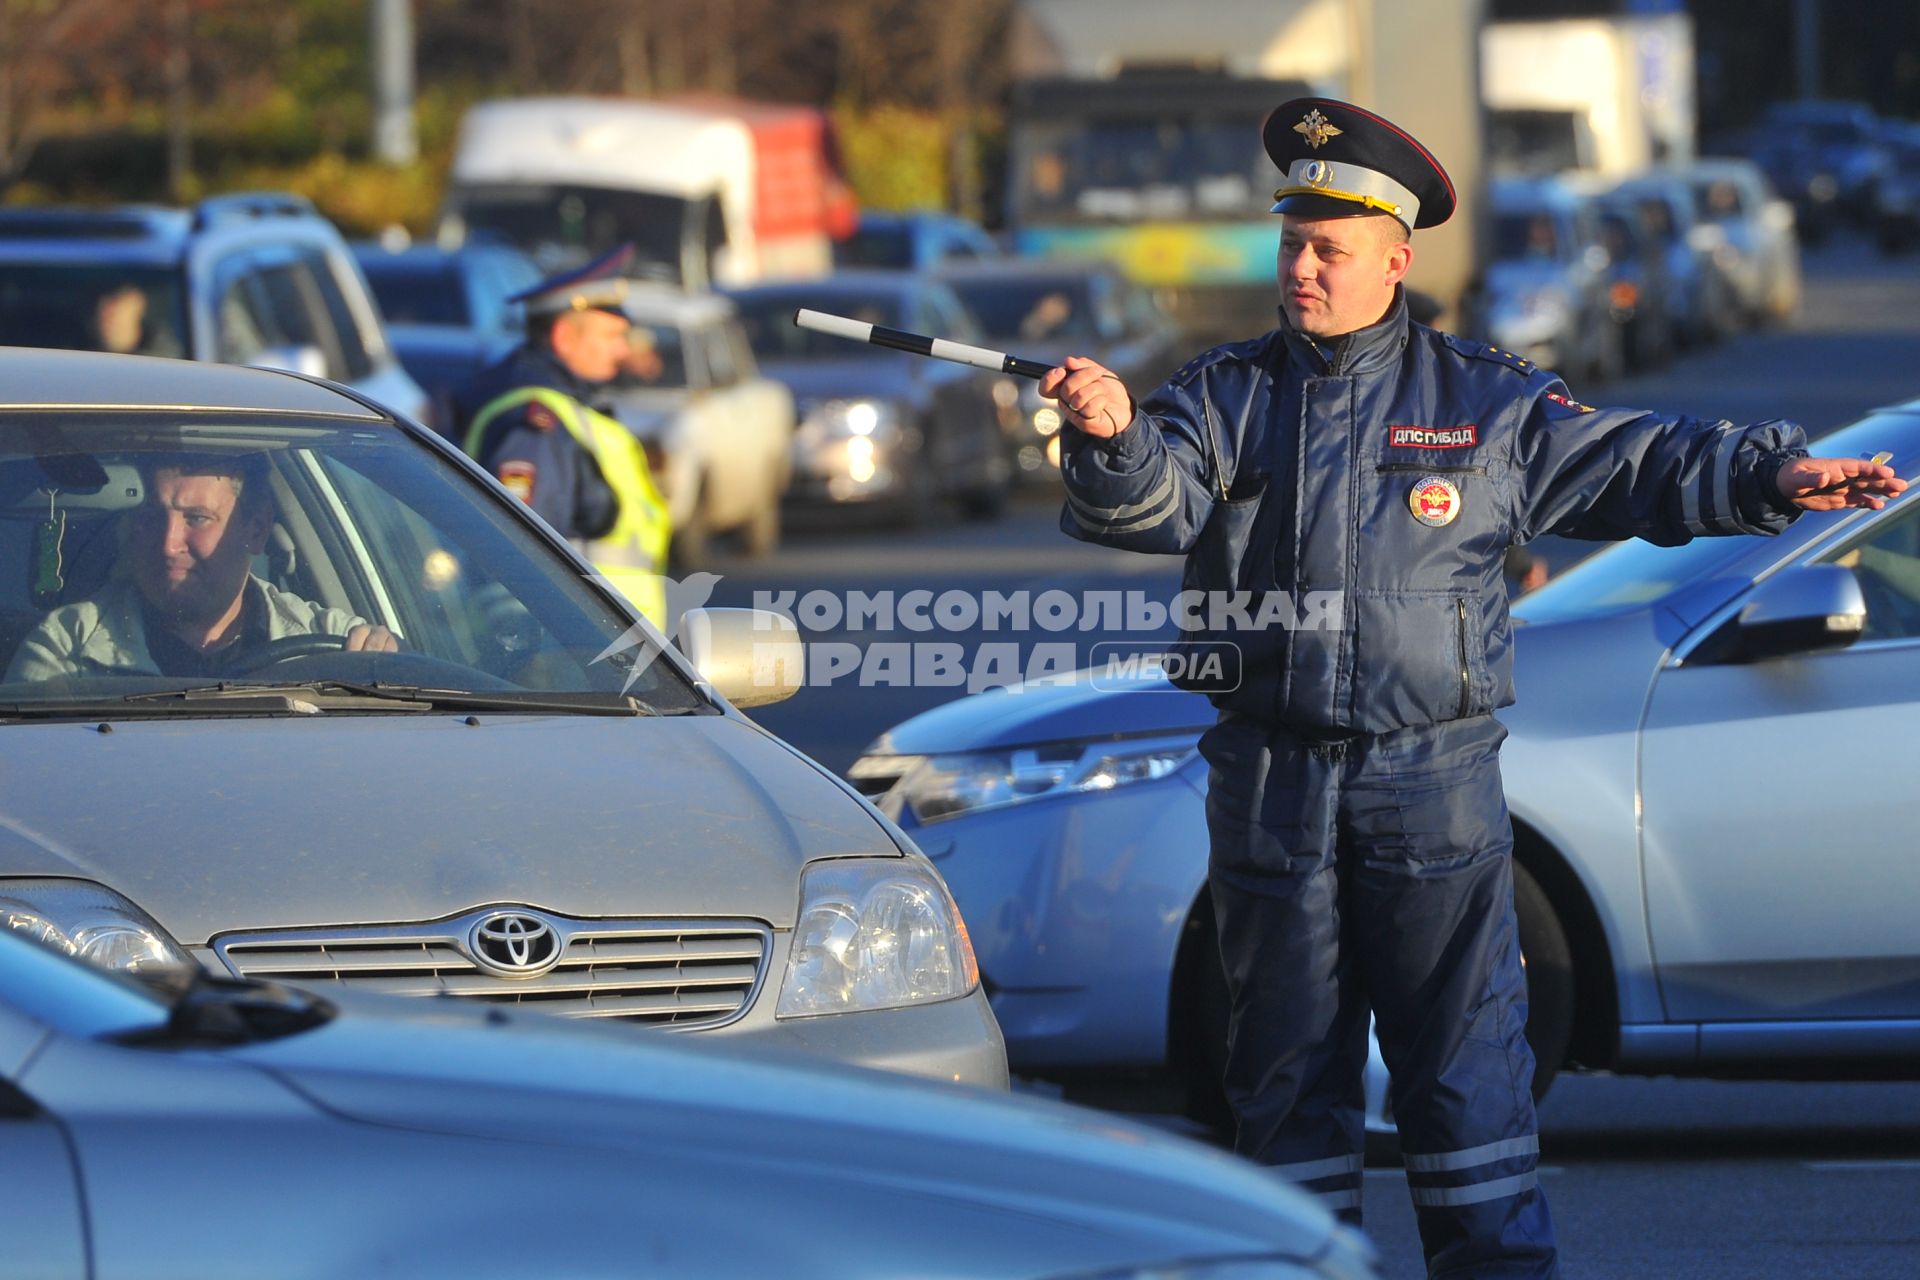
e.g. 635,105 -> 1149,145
1039,356 -> 1133,439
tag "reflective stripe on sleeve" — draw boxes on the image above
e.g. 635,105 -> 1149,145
1710,423 -> 1740,528
1408,1171 -> 1539,1208
1316,1187 -> 1362,1212
1063,453 -> 1178,528
1403,1135 -> 1539,1174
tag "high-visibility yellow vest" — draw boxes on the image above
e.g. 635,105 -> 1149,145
465,386 -> 672,629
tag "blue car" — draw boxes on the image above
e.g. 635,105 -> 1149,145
351,237 -> 543,427
852,398 -> 1920,1117
833,211 -> 1001,271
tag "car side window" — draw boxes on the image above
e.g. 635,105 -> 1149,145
701,323 -> 738,388
214,270 -> 275,366
308,253 -> 376,383
1818,500 -> 1920,642
722,319 -> 760,378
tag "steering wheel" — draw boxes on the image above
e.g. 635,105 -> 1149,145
232,632 -> 351,672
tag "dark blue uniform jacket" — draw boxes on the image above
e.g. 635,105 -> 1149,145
1060,290 -> 1808,736
451,346 -> 619,542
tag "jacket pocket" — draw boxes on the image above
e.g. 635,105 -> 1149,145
1349,589 -> 1489,732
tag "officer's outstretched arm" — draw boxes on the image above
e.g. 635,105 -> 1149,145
1511,374 -> 1808,545
1052,358 -> 1224,555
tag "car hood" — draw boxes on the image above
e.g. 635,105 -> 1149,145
865,671 -> 1216,756
757,354 -> 918,405
0,714 -> 889,942
236,992 -> 1346,1267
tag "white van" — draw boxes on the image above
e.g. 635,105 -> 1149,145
441,96 -> 843,291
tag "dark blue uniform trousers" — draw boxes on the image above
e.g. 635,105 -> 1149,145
1202,713 -> 1558,1279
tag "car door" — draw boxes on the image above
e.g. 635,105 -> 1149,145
689,317 -> 779,527
1639,498 -> 1920,1024
0,1002 -> 89,1276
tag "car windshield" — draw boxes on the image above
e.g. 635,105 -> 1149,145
835,224 -> 914,269
0,265 -> 188,359
449,184 -> 690,284
1492,212 -> 1561,262
1013,118 -> 1270,222
732,291 -> 903,360
360,260 -> 471,327
0,414 -> 701,714
944,277 -> 1096,343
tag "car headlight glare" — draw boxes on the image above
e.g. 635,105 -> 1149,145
0,880 -> 192,976
777,858 -> 978,1018
868,737 -> 1198,825
799,398 -> 903,444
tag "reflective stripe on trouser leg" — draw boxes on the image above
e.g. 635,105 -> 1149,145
1201,719 -> 1369,1224
1347,716 -> 1558,1278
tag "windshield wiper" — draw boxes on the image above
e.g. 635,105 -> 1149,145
211,679 -> 656,716
118,970 -> 336,1048
0,682 -> 653,719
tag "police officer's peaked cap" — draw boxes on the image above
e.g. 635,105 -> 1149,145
509,243 -> 638,318
1262,98 -> 1455,232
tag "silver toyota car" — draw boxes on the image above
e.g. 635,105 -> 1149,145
0,348 -> 1002,1086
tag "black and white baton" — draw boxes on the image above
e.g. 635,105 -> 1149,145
793,309 -> 1056,380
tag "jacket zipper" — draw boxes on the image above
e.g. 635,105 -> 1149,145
1455,598 -> 1471,719
1376,463 -> 1488,476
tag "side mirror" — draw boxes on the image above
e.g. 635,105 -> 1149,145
674,607 -> 803,708
1734,564 -> 1867,661
248,344 -> 327,378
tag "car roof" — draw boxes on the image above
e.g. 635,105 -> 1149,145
0,348 -> 385,419
622,284 -> 735,325
934,258 -> 1108,284
729,269 -> 927,300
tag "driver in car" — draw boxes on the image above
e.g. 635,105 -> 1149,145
6,454 -> 397,682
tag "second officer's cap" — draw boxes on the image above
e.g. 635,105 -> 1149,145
1262,98 -> 1456,232
509,243 -> 637,318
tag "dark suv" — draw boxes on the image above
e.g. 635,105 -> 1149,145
0,194 -> 428,424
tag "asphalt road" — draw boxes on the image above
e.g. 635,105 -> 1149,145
703,229 -> 1920,1279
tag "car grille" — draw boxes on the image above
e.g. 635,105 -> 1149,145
214,911 -> 771,1030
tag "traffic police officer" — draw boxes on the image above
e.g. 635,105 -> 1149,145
453,244 -> 670,627
1040,98 -> 1904,1278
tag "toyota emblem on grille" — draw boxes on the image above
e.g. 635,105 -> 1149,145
470,910 -> 561,976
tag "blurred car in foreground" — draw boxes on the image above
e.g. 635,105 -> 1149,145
936,258 -> 1182,480
0,348 -> 1003,1087
852,398 -> 1920,1112
834,210 -> 1001,271
1481,176 -> 1621,385
1684,157 -> 1801,328
729,270 -> 1014,523
604,286 -> 795,564
351,236 -> 542,425
0,195 -> 429,424
0,929 -> 1379,1279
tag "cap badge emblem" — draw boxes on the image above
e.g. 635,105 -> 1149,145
1408,476 -> 1462,527
1302,159 -> 1333,188
1294,108 -> 1343,150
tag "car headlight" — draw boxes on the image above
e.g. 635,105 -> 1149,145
776,857 -> 979,1018
862,736 -> 1198,825
797,398 -> 904,446
0,879 -> 192,975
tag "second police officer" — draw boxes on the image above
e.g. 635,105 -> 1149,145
1040,98 -> 1904,1278
453,244 -> 671,627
